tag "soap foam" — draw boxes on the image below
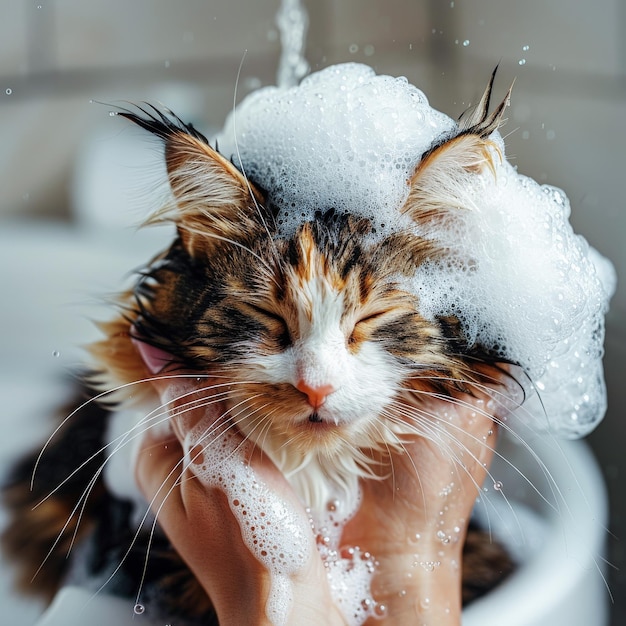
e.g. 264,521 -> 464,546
184,411 -> 379,626
308,496 -> 384,625
220,63 -> 454,236
184,411 -> 311,626
217,63 -> 615,438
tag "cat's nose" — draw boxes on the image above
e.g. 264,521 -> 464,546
295,380 -> 336,409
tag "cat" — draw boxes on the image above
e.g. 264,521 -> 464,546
2,70 -> 515,623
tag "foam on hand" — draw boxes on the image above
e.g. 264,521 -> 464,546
183,405 -> 380,626
217,63 -> 615,438
183,409 -> 311,626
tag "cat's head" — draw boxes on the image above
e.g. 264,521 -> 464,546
90,72 -> 511,486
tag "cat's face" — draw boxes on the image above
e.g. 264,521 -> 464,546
91,87 -> 507,478
131,208 -> 457,462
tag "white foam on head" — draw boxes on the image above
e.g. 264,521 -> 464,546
217,62 -> 615,438
219,63 -> 454,236
409,163 -> 616,436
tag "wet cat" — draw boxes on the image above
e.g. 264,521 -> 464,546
2,70 -> 515,623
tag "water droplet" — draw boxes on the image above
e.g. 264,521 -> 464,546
363,44 -> 375,56
518,59 -> 526,66
522,44 -> 530,51
5,88 -> 12,95
133,604 -> 145,614
109,110 -> 118,116
420,597 -> 431,609
437,530 -> 451,544
463,39 -> 470,46
494,481 -> 503,491
419,560 -> 440,572
52,350 -> 60,358
374,602 -> 388,616
349,43 -> 359,54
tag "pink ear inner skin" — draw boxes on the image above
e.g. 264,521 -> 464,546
131,336 -> 174,374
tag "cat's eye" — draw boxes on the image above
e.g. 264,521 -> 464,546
348,311 -> 385,346
247,303 -> 292,346
355,311 -> 385,326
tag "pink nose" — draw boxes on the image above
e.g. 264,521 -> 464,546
295,380 -> 336,409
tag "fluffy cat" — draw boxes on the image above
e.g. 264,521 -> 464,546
2,70 -> 515,623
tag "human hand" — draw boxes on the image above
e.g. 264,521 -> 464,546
342,375 -> 512,624
135,371 -> 514,625
135,376 -> 346,626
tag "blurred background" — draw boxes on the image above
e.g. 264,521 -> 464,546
0,0 -> 623,623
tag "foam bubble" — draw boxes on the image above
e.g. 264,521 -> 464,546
185,414 -> 379,625
219,63 -> 454,237
185,416 -> 311,626
309,494 -> 382,625
217,63 -> 615,437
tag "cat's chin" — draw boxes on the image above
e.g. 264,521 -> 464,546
290,421 -> 348,454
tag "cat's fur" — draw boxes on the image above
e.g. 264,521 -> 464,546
2,69 -> 516,622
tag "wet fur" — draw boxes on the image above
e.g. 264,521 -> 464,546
2,69 -> 516,621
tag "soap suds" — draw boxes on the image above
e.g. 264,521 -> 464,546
184,411 -> 311,626
217,63 -> 615,438
308,496 -> 383,624
181,399 -> 381,625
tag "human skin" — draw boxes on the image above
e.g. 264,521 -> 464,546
136,375 -> 508,625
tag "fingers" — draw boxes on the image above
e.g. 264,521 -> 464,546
134,378 -> 334,624
134,375 -> 240,531
135,430 -> 184,515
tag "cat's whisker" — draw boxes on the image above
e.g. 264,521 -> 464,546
183,393 -> 268,457
129,397 -> 260,610
31,465 -> 105,583
368,418 -> 426,509
33,413 -> 187,575
401,385 -> 566,515
384,401 -> 498,495
95,453 -> 187,608
29,373 -> 226,489
33,386 -> 253,584
385,397 -> 561,541
91,395 -> 241,606
32,385 -> 250,507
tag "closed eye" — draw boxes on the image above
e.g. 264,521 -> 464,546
348,310 -> 386,347
247,303 -> 292,346
248,303 -> 285,323
355,311 -> 386,326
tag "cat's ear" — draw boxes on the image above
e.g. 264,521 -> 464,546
402,67 -> 513,224
117,105 -> 266,255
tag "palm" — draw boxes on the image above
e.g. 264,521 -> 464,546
340,390 -> 499,620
